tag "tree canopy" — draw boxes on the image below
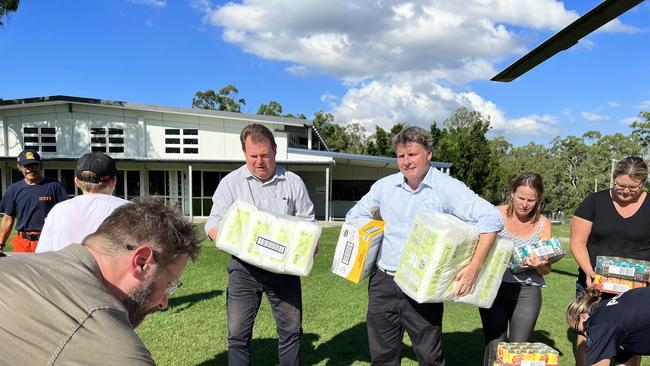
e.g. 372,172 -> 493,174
192,84 -> 246,112
0,0 -> 19,28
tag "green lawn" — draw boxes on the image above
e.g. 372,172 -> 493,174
135,224 -> 650,366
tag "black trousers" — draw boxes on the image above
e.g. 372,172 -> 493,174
226,257 -> 302,366
367,270 -> 445,366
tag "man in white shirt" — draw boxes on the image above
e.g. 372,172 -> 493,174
37,152 -> 128,253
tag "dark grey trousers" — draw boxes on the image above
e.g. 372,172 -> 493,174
478,282 -> 542,366
226,257 -> 302,366
367,270 -> 445,366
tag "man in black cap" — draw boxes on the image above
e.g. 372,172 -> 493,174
0,149 -> 68,253
37,152 -> 128,253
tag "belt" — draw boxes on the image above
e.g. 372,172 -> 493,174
377,266 -> 396,277
19,231 -> 41,241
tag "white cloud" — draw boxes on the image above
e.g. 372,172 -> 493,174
581,112 -> 609,121
330,74 -> 558,139
190,0 -> 212,13
620,117 -> 638,126
285,64 -> 308,76
320,91 -> 337,104
204,0 -> 574,80
608,101 -> 620,108
127,0 -> 166,7
195,0 -> 637,142
562,108 -> 575,122
636,100 -> 650,109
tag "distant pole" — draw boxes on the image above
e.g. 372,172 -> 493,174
609,158 -> 616,187
594,178 -> 597,192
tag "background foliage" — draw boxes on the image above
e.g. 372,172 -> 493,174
194,84 -> 650,214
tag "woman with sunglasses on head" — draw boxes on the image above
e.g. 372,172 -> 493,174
570,156 -> 650,365
566,287 -> 650,366
479,172 -> 552,366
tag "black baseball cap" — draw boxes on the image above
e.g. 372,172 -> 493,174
17,149 -> 42,166
76,152 -> 119,183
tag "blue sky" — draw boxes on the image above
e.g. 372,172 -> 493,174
1,0 -> 649,146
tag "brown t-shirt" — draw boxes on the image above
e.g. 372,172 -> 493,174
0,245 -> 155,365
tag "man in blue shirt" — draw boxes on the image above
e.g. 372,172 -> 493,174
346,126 -> 503,365
0,149 -> 68,252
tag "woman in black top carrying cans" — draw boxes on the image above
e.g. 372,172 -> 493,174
570,156 -> 650,365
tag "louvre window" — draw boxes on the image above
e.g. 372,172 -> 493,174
23,126 -> 57,153
91,127 -> 124,154
165,128 -> 199,154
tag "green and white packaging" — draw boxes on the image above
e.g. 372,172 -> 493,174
394,211 -> 513,308
216,200 -> 322,276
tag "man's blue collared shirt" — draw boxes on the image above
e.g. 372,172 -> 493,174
346,167 -> 503,271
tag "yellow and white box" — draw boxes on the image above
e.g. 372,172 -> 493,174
331,219 -> 384,283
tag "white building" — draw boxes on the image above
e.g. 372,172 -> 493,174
0,96 -> 452,220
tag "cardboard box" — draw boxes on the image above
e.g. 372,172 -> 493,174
593,274 -> 647,295
331,219 -> 384,283
595,256 -> 650,282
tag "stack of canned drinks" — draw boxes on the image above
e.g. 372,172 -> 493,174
510,237 -> 565,274
494,342 -> 559,366
593,256 -> 650,294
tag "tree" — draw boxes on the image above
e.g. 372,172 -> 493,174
630,111 -> 650,153
433,107 -> 494,195
257,100 -> 283,116
365,126 -> 392,157
482,136 -> 513,204
344,123 -> 366,154
430,122 -> 444,154
312,110 -> 359,153
0,0 -> 19,28
257,101 -> 307,119
192,84 -> 246,112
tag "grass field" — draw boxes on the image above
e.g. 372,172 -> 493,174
131,221 -> 647,366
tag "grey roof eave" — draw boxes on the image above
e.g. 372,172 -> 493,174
288,148 -> 453,168
0,95 -> 311,128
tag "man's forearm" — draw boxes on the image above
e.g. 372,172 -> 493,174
469,232 -> 498,267
0,215 -> 15,245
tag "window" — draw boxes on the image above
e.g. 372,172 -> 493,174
115,170 -> 141,200
147,170 -> 185,209
191,170 -> 221,216
42,169 -> 77,196
23,126 -> 57,153
165,128 -> 199,154
332,180 -> 375,201
91,127 -> 124,154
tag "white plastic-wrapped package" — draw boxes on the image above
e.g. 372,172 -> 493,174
216,200 -> 321,276
394,211 -> 513,308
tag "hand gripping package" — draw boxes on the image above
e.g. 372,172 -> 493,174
509,238 -> 565,274
394,211 -> 513,308
215,200 -> 321,276
331,219 -> 384,283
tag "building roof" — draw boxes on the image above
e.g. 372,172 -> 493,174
0,95 -> 310,128
288,148 -> 453,169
